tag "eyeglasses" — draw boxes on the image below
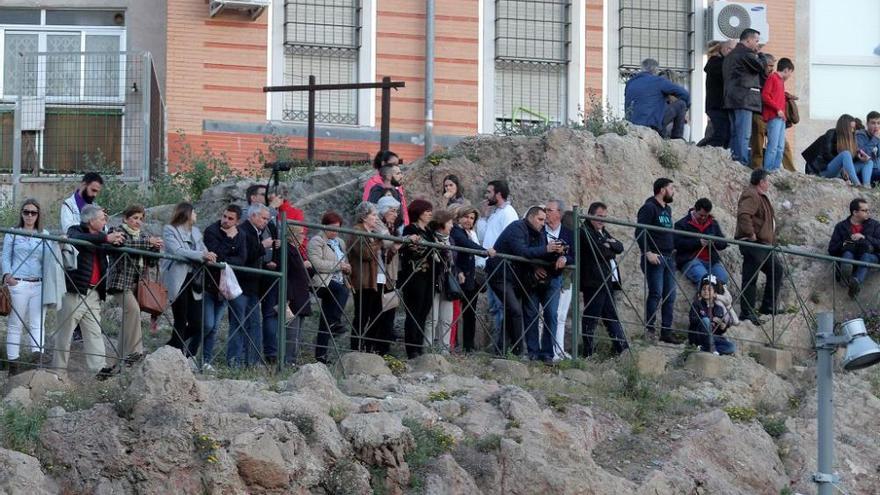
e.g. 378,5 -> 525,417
21,210 -> 39,216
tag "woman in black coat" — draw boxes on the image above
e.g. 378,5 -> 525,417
284,224 -> 313,364
450,206 -> 495,352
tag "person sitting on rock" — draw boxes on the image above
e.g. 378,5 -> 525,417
687,275 -> 736,355
674,197 -> 729,286
624,58 -> 690,139
828,198 -> 880,298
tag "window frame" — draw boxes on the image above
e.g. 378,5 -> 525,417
480,0 -> 585,135
268,0 -> 376,127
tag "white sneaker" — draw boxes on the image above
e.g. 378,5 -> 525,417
201,363 -> 216,373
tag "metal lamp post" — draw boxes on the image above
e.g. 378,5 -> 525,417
813,312 -> 880,495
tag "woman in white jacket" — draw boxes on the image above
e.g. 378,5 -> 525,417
1,199 -> 64,374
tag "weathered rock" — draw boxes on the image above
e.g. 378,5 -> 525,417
754,346 -> 794,372
488,359 -> 530,381
339,412 -> 414,468
634,347 -> 668,377
5,369 -> 69,402
685,352 -> 727,378
0,448 -> 58,494
2,386 -> 32,408
423,454 -> 481,495
409,354 -> 454,374
657,409 -> 789,494
339,373 -> 400,398
323,458 -> 372,495
126,345 -> 202,414
229,418 -> 323,490
337,352 -> 393,377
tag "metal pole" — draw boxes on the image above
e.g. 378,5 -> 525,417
276,212 -> 288,371
814,311 -> 837,495
141,52 -> 152,184
307,75 -> 316,163
12,95 -> 22,205
424,0 -> 435,156
571,205 -> 581,358
381,76 -> 391,152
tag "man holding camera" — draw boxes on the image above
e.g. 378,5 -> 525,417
828,198 -> 880,299
487,205 -> 566,362
543,199 -> 574,361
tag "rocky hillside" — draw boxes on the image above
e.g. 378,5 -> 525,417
37,125 -> 876,494
1,345 -> 878,494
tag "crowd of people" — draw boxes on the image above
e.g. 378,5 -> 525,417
625,29 -> 880,188
2,110 -> 880,374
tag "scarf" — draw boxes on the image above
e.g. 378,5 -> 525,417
121,223 -> 144,270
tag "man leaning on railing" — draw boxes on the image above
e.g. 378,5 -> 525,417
487,205 -> 566,362
52,205 -> 124,378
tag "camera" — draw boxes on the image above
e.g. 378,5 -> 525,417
265,161 -> 292,172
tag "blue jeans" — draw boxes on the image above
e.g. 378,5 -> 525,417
522,286 -> 547,360
729,109 -> 753,165
536,276 -> 563,360
763,117 -> 785,171
261,285 -> 279,359
641,254 -> 677,338
226,295 -> 246,366
227,294 -> 262,366
821,151 -> 872,186
696,318 -> 736,354
192,291 -> 226,364
487,289 -> 505,354
841,251 -> 879,284
683,258 -> 729,285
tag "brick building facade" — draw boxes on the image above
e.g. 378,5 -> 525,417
166,0 -> 823,169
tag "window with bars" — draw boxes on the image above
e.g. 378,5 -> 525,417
283,0 -> 361,125
494,0 -> 570,134
618,0 -> 694,87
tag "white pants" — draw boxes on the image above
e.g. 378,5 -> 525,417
53,290 -> 106,371
430,294 -> 453,352
554,285 -> 573,358
7,280 -> 46,360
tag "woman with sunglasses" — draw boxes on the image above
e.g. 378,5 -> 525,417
1,199 -> 64,375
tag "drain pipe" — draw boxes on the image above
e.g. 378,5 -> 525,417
424,0 -> 435,156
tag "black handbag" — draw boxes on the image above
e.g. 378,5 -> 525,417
442,271 -> 464,301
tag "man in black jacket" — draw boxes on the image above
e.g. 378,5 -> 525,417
202,205 -> 247,367
722,28 -> 763,165
236,204 -> 274,366
636,178 -> 680,343
701,39 -> 736,148
487,206 -> 565,361
53,205 -> 124,375
674,198 -> 729,286
828,198 -> 880,298
579,202 -> 629,357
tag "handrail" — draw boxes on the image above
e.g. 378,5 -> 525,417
579,212 -> 880,271
0,226 -> 282,278
285,218 -> 563,267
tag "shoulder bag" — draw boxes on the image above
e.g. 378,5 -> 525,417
137,265 -> 168,316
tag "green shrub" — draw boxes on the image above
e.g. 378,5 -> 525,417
383,355 -> 406,376
0,405 -> 47,455
428,390 -> 452,402
657,142 -> 681,170
403,419 -> 456,490
723,406 -> 758,423
759,415 -> 788,438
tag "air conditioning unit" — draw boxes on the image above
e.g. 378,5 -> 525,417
209,0 -> 270,20
706,1 -> 770,44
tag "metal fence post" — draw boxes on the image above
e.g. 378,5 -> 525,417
12,95 -> 22,204
572,205 -> 581,359
276,212 -> 288,371
141,52 -> 152,184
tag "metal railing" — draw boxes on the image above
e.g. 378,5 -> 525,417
0,208 -> 874,379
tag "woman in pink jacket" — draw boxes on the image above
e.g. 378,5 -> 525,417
363,150 -> 409,225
